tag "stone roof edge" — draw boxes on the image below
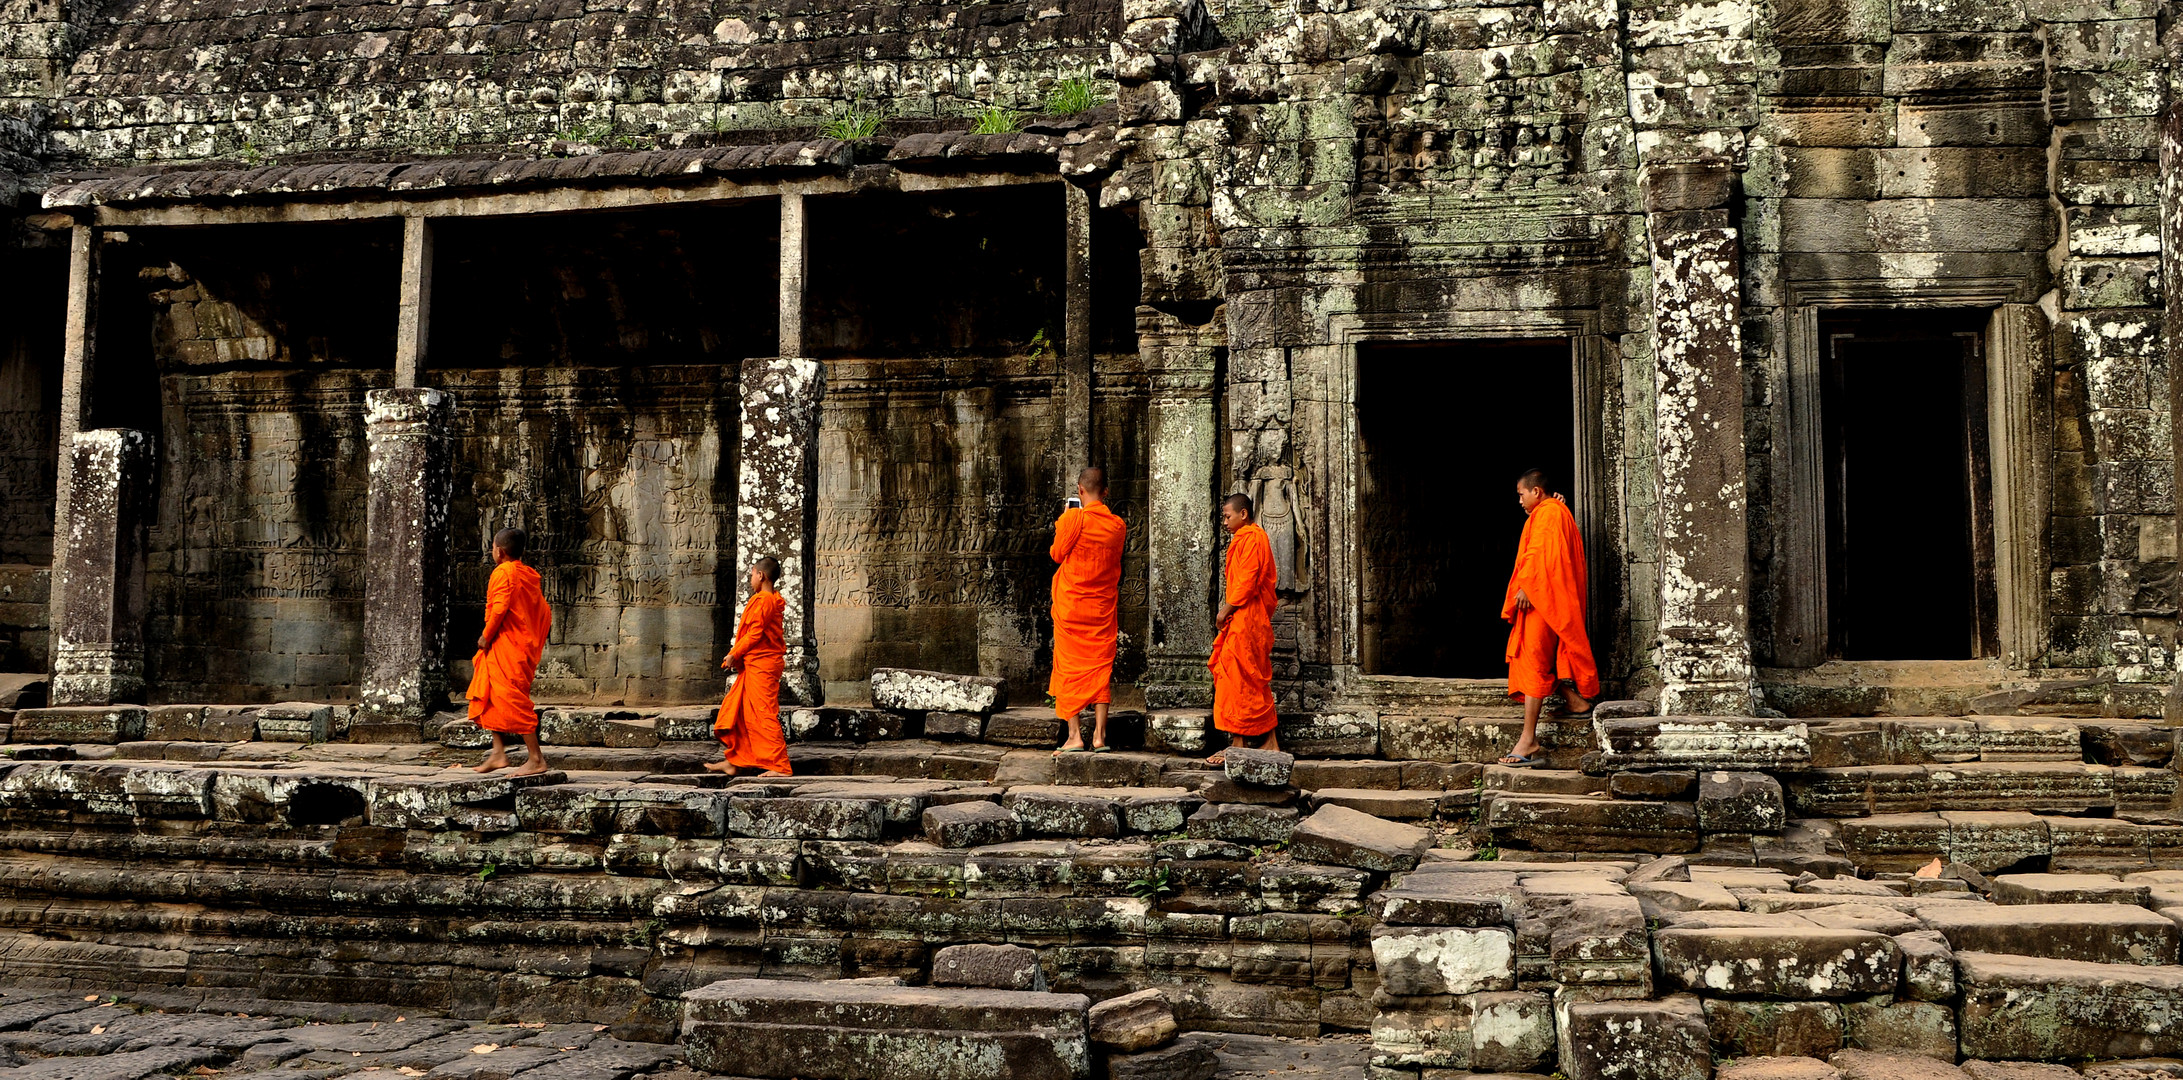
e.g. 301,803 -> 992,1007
41,128 -> 1122,211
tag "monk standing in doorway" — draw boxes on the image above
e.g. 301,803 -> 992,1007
708,556 -> 792,776
464,527 -> 553,776
1500,469 -> 1598,767
1207,493 -> 1280,765
1050,467 -> 1127,755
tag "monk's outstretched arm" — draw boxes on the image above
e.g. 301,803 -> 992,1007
1049,510 -> 1083,564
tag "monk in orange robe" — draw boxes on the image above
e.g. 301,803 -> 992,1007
1207,492 -> 1280,765
706,556 -> 792,776
464,527 -> 554,776
1501,469 -> 1598,767
1050,467 -> 1128,754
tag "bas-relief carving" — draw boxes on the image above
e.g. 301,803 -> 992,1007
1247,465 -> 1308,596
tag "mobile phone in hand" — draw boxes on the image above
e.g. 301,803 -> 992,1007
1066,497 -> 1082,509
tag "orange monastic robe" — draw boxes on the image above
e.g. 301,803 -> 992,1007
467,560 -> 551,736
716,588 -> 791,775
1502,497 -> 1600,700
1048,503 -> 1128,720
1209,522 -> 1279,737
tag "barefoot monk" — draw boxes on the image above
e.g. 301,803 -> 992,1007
707,556 -> 792,777
1207,493 -> 1280,766
1049,467 -> 1127,755
465,527 -> 553,777
1499,469 -> 1598,767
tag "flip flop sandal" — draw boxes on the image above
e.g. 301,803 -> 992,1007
1498,754 -> 1545,768
1053,746 -> 1087,757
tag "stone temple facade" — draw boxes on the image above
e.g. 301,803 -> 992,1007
3,0 -> 2183,720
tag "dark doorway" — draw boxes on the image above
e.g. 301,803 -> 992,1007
1359,340 -> 1577,677
1821,312 -> 1996,660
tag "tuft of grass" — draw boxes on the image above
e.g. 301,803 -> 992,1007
1043,78 -> 1105,116
477,858 -> 500,882
969,106 -> 1024,135
1473,845 -> 1500,862
555,119 -> 615,145
1123,865 -> 1180,901
821,99 -> 887,140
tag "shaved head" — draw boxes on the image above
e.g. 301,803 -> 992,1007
1223,492 -> 1254,519
1078,467 -> 1107,496
1518,469 -> 1551,495
493,527 -> 528,559
754,556 -> 781,584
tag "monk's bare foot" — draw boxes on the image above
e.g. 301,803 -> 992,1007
469,753 -> 511,774
507,759 -> 549,778
1204,750 -> 1227,766
1563,692 -> 1594,716
760,769 -> 791,777
702,760 -> 737,774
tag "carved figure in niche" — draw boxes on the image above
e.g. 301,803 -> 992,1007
1247,465 -> 1308,595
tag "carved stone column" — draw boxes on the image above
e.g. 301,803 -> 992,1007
51,428 -> 151,706
1139,309 -> 1221,707
2163,28 -> 2183,719
1643,162 -> 1757,715
358,388 -> 455,721
739,357 -> 825,705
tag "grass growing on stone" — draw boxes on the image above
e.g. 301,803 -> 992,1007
969,106 -> 1024,134
1044,78 -> 1104,115
821,101 -> 886,140
1124,865 -> 1179,901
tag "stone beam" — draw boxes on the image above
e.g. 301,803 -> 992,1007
1642,163 -> 1756,715
51,225 -> 96,631
358,389 -> 456,722
51,428 -> 152,706
739,358 -> 826,706
394,216 -> 433,389
1139,307 -> 1222,708
1060,182 -> 1094,486
79,172 -> 1058,229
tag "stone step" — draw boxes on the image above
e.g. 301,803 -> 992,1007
1483,793 -> 1699,855
680,978 -> 1089,1080
1837,810 -> 2183,875
1484,765 -> 1609,796
1307,787 -> 1456,820
1653,926 -> 1899,998
1957,952 -> 2183,1060
1914,901 -> 2181,966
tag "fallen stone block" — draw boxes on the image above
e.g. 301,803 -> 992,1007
681,979 -> 1090,1080
1369,925 -> 1516,995
1005,789 -> 1122,839
1106,1035 -> 1215,1080
1275,711 -> 1377,757
1590,716 -> 1811,773
1698,771 -> 1787,833
1144,710 -> 1212,755
13,706 -> 147,744
255,702 -> 333,743
932,943 -> 1043,991
1654,927 -> 1899,998
1535,892 -> 1652,990
1196,779 -> 1300,805
726,796 -> 885,841
1704,998 -> 1844,1059
1811,722 -> 1887,770
870,668 -> 1008,716
1373,871 -> 1519,927
1992,871 -> 2150,906
1370,1000 -> 1471,1069
1470,989 -> 1555,1071
2084,723 -> 2179,768
1484,794 -> 1699,854
1958,951 -> 2183,1059
1185,802 -> 1297,845
789,707 -> 908,742
1223,747 -> 1294,787
1844,999 -> 1956,1060
1288,804 -> 1432,872
1917,901 -> 2179,965
1895,930 -> 1954,1002
1257,863 -> 1371,914
925,711 -> 985,741
1561,994 -> 1711,1080
1088,987 -> 1175,1052
1629,880 -> 1739,918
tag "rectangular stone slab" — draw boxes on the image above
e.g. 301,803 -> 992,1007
1589,716 -> 1812,773
1654,927 -> 1899,998
1958,951 -> 2183,1060
1484,794 -> 1699,854
869,669 -> 1008,716
681,979 -> 1090,1080
1916,901 -> 2181,966
12,706 -> 148,744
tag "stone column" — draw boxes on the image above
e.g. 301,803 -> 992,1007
740,357 -> 825,705
394,216 -> 434,389
1060,182 -> 1095,485
780,192 -> 807,359
1642,162 -> 1757,715
51,428 -> 151,706
358,388 -> 456,721
2162,29 -> 2183,719
1139,308 -> 1221,707
50,225 -> 97,635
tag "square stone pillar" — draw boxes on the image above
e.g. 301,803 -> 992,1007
739,357 -> 825,705
1643,163 -> 1757,715
359,388 -> 456,720
51,428 -> 152,706
1139,309 -> 1222,707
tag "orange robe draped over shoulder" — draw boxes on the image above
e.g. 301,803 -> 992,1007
1502,497 -> 1600,700
1210,522 -> 1279,737
467,560 -> 551,736
1048,503 -> 1127,720
716,588 -> 791,775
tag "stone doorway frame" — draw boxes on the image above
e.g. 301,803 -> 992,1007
1770,298 -> 2049,671
1318,310 -> 1614,685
